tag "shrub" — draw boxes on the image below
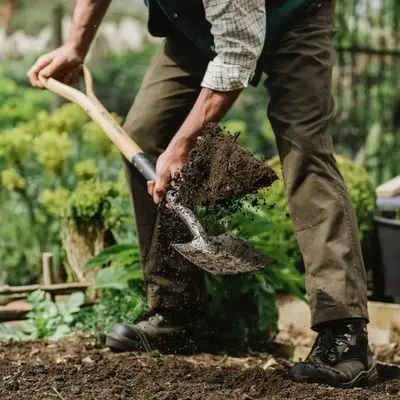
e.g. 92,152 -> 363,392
0,70 -> 50,130
264,154 -> 376,250
63,180 -> 123,228
0,100 -> 122,285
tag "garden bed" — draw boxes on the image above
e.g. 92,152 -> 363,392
1,336 -> 399,400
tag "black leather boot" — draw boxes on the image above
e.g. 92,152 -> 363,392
289,320 -> 378,387
106,308 -> 204,353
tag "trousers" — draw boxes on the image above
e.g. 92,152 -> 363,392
122,0 -> 369,328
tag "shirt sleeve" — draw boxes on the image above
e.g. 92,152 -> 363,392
201,0 -> 266,92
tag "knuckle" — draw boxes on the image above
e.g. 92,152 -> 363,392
37,54 -> 48,63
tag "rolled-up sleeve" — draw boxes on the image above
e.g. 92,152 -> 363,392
201,0 -> 266,91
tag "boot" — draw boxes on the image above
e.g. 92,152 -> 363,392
289,320 -> 378,387
106,308 -> 205,353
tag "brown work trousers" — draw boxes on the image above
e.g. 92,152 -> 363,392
123,0 -> 369,328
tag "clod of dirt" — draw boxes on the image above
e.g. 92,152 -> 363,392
174,122 -> 278,208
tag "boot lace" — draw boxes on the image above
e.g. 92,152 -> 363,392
314,328 -> 340,364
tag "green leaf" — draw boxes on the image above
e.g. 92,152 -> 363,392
19,320 -> 38,336
64,292 -> 85,314
121,268 -> 144,281
0,323 -> 29,341
84,244 -> 138,269
26,289 -> 46,305
46,302 -> 59,318
49,325 -> 70,340
93,266 -> 129,290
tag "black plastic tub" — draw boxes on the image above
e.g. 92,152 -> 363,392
374,216 -> 400,302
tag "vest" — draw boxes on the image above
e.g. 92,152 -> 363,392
146,0 -> 313,87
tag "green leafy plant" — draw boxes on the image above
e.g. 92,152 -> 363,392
72,243 -> 145,347
85,244 -> 143,290
0,290 -> 85,341
74,288 -> 145,348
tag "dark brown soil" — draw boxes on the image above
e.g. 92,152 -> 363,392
174,123 -> 277,209
1,336 -> 399,400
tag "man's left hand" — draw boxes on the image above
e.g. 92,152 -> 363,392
147,144 -> 189,205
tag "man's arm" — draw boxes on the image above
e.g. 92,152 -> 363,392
148,0 -> 266,204
28,0 -> 112,88
202,0 -> 266,91
67,0 -> 112,59
149,87 -> 241,204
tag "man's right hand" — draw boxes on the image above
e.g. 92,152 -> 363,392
28,43 -> 84,89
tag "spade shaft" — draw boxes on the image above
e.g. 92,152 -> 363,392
38,66 -> 274,275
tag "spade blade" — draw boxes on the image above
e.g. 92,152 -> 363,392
172,232 -> 275,276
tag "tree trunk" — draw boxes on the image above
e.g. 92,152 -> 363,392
51,2 -> 65,111
61,220 -> 116,285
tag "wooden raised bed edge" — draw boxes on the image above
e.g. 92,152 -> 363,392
0,283 -> 90,295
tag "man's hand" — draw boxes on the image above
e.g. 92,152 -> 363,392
147,145 -> 189,205
28,43 -> 84,89
28,0 -> 112,89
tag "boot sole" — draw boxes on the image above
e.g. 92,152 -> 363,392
339,363 -> 379,388
290,363 -> 379,388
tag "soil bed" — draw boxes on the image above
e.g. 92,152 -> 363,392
1,336 -> 399,400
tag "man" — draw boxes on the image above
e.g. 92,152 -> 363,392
29,0 -> 377,387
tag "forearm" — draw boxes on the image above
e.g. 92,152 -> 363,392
68,0 -> 112,57
170,88 -> 241,150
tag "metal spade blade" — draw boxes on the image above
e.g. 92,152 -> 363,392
172,232 -> 275,275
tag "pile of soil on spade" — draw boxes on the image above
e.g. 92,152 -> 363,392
1,336 -> 399,400
174,123 -> 277,209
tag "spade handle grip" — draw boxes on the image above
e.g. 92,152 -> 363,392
39,65 -> 143,163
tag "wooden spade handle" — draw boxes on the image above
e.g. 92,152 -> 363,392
38,65 -> 207,236
38,65 -> 144,163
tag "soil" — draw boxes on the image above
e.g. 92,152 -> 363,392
174,123 -> 277,209
1,336 -> 399,400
